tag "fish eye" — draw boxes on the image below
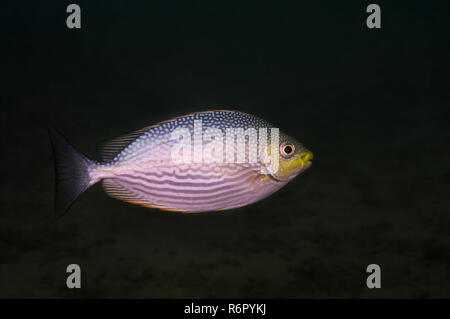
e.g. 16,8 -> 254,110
280,143 -> 295,157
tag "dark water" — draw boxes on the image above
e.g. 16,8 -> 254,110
1,0 -> 450,297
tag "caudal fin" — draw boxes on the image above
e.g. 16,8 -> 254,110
48,126 -> 93,217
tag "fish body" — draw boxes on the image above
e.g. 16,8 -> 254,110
49,110 -> 313,216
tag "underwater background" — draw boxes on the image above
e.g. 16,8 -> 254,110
1,0 -> 450,297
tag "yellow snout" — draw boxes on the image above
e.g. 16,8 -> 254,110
298,150 -> 314,168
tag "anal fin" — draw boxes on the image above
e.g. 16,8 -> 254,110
103,178 -> 177,211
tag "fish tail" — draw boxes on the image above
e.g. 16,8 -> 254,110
48,125 -> 95,217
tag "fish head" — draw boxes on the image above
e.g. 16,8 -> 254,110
269,134 -> 313,181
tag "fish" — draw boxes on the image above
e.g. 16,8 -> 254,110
48,110 -> 313,216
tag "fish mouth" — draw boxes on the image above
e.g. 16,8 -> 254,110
298,150 -> 313,168
271,149 -> 313,182
264,149 -> 314,182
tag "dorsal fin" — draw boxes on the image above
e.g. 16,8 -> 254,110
99,110 -> 255,162
99,126 -> 153,162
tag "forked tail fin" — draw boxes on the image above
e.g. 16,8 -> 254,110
48,126 -> 94,217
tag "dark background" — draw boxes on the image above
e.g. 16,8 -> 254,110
1,0 -> 449,297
